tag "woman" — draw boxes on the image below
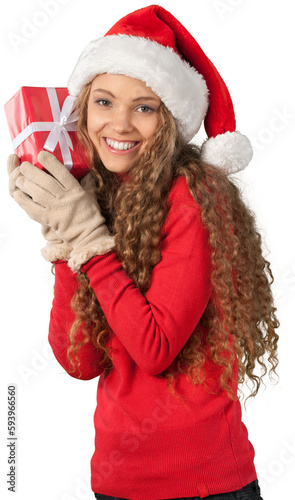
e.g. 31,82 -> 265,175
8,5 -> 278,500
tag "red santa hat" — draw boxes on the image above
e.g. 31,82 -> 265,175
68,5 -> 253,174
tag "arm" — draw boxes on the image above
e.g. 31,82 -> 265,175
48,261 -> 105,380
81,181 -> 213,375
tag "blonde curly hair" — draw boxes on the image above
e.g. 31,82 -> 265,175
66,82 -> 279,400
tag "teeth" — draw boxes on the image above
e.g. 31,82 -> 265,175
105,138 -> 137,151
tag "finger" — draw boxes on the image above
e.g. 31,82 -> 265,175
41,223 -> 52,239
41,223 -> 60,243
80,172 -> 97,191
8,165 -> 21,197
20,161 -> 64,198
80,173 -> 99,204
38,151 -> 79,190
13,189 -> 45,224
7,154 -> 20,176
16,173 -> 53,207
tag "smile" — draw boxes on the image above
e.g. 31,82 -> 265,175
103,137 -> 140,153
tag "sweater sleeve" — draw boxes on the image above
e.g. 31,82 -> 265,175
81,179 -> 213,376
48,261 -> 105,380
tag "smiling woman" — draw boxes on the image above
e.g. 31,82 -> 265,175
7,4 -> 277,500
87,74 -> 161,173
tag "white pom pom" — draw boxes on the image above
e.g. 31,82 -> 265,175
200,131 -> 253,174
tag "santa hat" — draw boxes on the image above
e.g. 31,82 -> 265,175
68,5 -> 253,174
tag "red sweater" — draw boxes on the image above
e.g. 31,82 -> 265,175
48,177 -> 257,499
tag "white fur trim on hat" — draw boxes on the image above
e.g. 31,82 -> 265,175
200,131 -> 253,174
68,35 -> 209,143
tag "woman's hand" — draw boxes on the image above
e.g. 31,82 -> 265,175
7,154 -> 72,261
9,151 -> 115,269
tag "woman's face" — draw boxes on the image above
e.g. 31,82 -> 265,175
87,73 -> 161,174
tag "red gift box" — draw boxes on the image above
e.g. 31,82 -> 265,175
4,86 -> 90,180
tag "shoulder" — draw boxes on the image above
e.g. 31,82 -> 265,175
161,176 -> 205,238
168,175 -> 200,212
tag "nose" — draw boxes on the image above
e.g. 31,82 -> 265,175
110,108 -> 134,134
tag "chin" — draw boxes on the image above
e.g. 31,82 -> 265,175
103,163 -> 131,174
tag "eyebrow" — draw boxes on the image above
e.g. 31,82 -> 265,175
92,88 -> 159,102
92,89 -> 115,98
132,96 -> 159,103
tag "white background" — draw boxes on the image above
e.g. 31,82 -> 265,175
0,1 -> 294,499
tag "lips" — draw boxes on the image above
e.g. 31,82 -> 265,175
103,137 -> 140,154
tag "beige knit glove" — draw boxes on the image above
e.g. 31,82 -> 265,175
8,154 -> 71,261
13,151 -> 115,271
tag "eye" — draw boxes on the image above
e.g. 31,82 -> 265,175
137,105 -> 153,113
95,99 -> 112,107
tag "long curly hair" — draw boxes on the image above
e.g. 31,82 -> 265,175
66,82 -> 279,400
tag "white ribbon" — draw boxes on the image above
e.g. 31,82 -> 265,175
12,87 -> 78,170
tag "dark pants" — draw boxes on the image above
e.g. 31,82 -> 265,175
94,479 -> 263,500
